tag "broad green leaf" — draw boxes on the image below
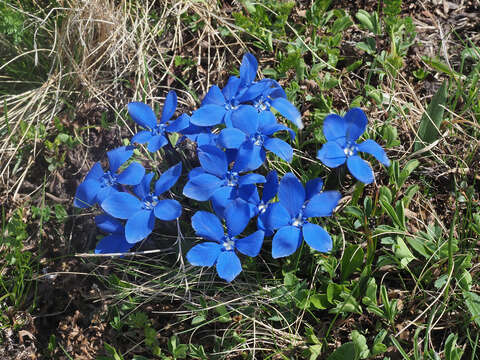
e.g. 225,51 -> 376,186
327,342 -> 357,360
463,291 -> 480,327
414,80 -> 448,151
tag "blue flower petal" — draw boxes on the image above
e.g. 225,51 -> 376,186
201,85 -> 226,106
154,199 -> 182,221
117,162 -> 145,186
128,102 -> 157,129
212,186 -> 236,216
107,146 -> 133,173
317,141 -> 347,168
225,199 -> 251,237
95,214 -> 123,234
218,128 -> 246,149
85,162 -> 104,181
187,242 -> 222,266
238,184 -> 260,205
347,155 -> 374,184
133,172 -> 154,199
278,173 -> 305,218
147,135 -> 168,152
131,130 -> 153,144
264,203 -> 290,230
270,97 -> 303,130
238,173 -> 266,186
101,192 -> 142,219
305,178 -> 324,201
261,123 -> 295,141
304,191 -> 341,218
190,104 -> 225,126
191,211 -> 224,242
188,167 -> 205,179
240,53 -> 258,87
263,138 -> 293,162
272,225 -> 302,258
302,222 -> 332,252
155,162 -> 182,195
216,251 -> 242,282
183,174 -> 223,201
233,142 -> 265,172
198,145 -> 228,177
161,90 -> 177,123
237,80 -> 271,103
125,209 -> 156,243
345,107 -> 368,142
95,234 -> 133,254
257,110 -> 276,129
231,105 -> 259,135
95,185 -> 118,205
74,179 -> 101,208
323,113 -> 346,143
236,230 -> 264,257
222,76 -> 241,101
357,139 -> 390,166
166,113 -> 190,133
262,170 -> 278,202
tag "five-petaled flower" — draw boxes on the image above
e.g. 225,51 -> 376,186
266,173 -> 341,258
101,163 -> 183,244
74,146 -> 145,208
128,91 -> 189,152
317,107 -> 390,184
186,209 -> 264,282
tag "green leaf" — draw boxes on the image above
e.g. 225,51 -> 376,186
463,291 -> 480,327
394,237 -> 415,268
331,15 -> 353,34
422,56 -> 462,78
398,159 -> 419,189
351,330 -> 369,359
355,10 -> 374,32
310,293 -> 329,309
414,80 -> 448,151
340,245 -> 364,282
215,305 -> 231,323
191,315 -> 206,325
303,344 -> 323,360
327,342 -> 357,360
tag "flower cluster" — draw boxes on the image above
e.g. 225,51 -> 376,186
74,53 -> 389,281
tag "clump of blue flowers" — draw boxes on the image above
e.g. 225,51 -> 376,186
74,53 -> 390,282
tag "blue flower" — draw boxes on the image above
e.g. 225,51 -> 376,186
94,214 -> 133,254
186,210 -> 264,282
217,108 -> 294,171
128,91 -> 188,152
189,76 -> 243,127
183,145 -> 266,203
265,173 -> 341,258
101,163 -> 183,244
74,146 -> 145,208
317,108 -> 390,184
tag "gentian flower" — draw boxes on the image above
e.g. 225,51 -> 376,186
218,109 -> 294,170
94,214 -> 133,254
128,91 -> 188,152
186,209 -> 264,282
183,145 -> 266,203
101,163 -> 182,244
189,76 -> 244,127
74,146 -> 145,208
266,173 -> 341,258
317,108 -> 390,184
